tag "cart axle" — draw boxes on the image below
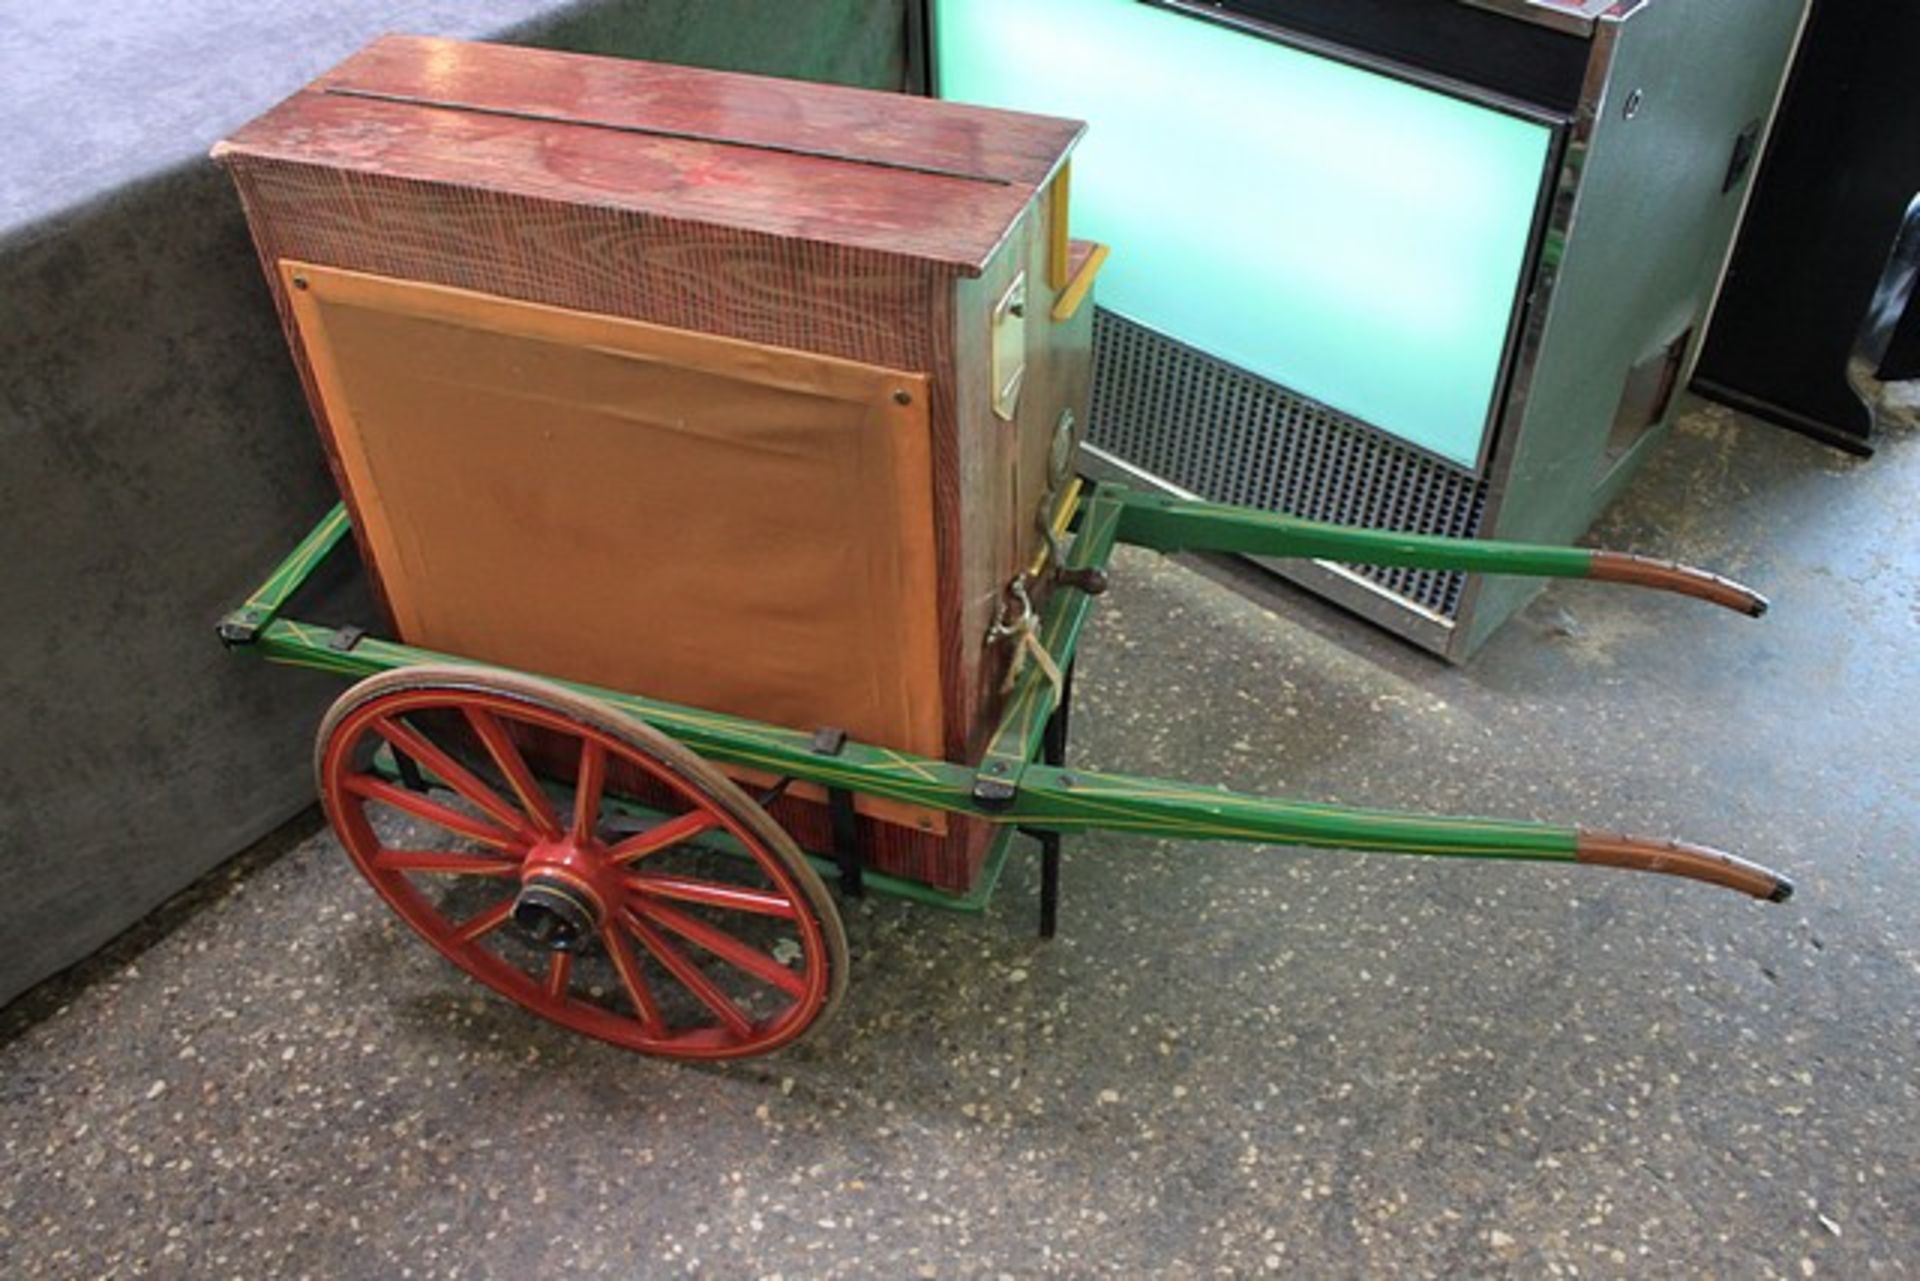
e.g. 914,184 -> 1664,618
514,875 -> 601,951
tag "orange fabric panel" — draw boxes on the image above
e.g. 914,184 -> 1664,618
283,262 -> 948,818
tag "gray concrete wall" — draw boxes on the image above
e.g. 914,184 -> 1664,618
0,0 -> 906,1006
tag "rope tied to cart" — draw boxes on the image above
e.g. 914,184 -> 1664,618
989,576 -> 1065,702
987,475 -> 1094,702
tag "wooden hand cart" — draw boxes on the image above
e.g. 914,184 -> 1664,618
213,38 -> 1792,1061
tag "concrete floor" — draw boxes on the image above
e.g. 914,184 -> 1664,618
2,402 -> 1915,1278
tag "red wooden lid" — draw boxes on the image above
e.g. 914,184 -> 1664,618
214,35 -> 1085,276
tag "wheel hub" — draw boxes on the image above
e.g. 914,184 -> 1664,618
512,864 -> 605,952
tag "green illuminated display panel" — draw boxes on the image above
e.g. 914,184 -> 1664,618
934,0 -> 1556,468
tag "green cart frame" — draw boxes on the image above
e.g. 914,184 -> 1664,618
221,481 -> 1791,1059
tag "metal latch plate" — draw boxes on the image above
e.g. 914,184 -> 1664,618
991,272 -> 1027,422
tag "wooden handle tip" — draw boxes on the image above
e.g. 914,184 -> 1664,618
1577,830 -> 1794,903
1589,552 -> 1771,619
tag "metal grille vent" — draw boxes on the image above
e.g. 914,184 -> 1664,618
1087,309 -> 1489,618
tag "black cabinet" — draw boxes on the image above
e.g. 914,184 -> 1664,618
1695,0 -> 1920,453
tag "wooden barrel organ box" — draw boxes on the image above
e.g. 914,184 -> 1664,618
216,36 -> 1108,894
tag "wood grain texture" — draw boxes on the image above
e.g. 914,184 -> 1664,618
215,39 -> 1090,892
214,34 -> 1084,275
951,234 -> 1024,749
949,189 -> 1096,756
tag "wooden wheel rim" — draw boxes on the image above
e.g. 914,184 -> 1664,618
316,665 -> 847,1059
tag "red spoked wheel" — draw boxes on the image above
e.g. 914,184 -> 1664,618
315,665 -> 848,1059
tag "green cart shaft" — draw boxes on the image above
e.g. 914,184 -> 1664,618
221,482 -> 1791,909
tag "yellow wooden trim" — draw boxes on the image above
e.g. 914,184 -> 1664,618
1047,162 -> 1072,292
1050,243 -> 1110,324
1026,475 -> 1085,579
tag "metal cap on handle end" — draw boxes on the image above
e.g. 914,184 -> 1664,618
1588,552 -> 1770,617
1576,830 -> 1794,903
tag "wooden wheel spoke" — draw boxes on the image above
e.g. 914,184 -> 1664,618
629,898 -> 808,1000
371,716 -> 536,841
572,739 -> 607,846
544,952 -> 573,1003
319,665 -> 844,1058
608,810 -> 721,865
626,873 -> 797,920
462,707 -> 565,839
344,774 -> 522,851
623,911 -> 756,1039
453,897 -> 517,943
602,921 -> 664,1028
372,849 -> 522,878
